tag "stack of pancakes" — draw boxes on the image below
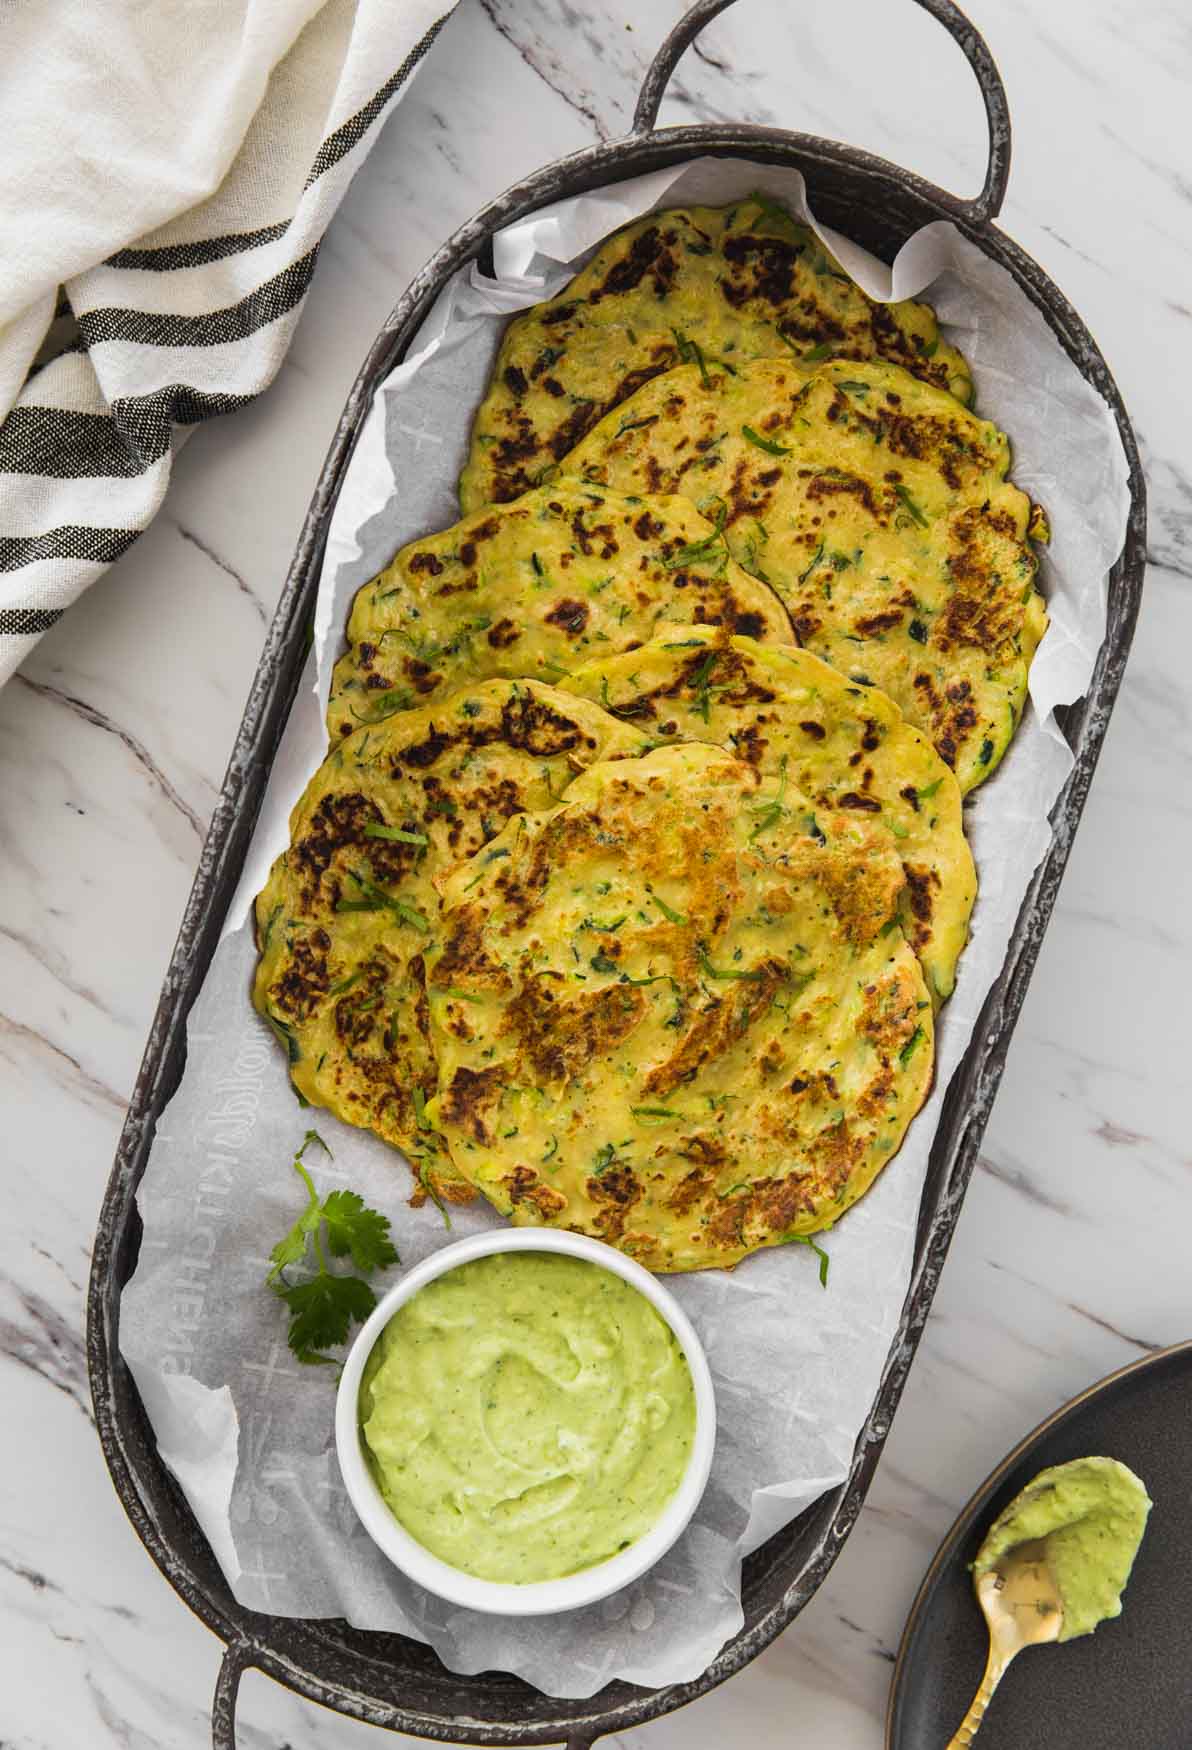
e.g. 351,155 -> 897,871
254,196 -> 1047,1274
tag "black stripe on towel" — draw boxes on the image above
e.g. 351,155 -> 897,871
105,221 -> 293,273
306,14 -> 451,185
76,247 -> 319,350
0,407 -> 160,479
0,527 -> 139,573
0,608 -> 64,635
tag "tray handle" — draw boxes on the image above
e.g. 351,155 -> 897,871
206,1639 -> 604,1748
632,0 -> 1011,225
211,1640 -> 255,1750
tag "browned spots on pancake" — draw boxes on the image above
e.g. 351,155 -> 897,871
720,231 -> 803,307
543,597 -> 590,636
585,1164 -> 643,1242
540,301 -> 577,327
403,657 -> 442,696
501,687 -> 596,757
869,302 -> 952,395
644,965 -> 786,1097
633,509 -> 664,541
912,670 -> 980,769
752,1172 -> 816,1234
334,954 -> 393,1047
291,792 -> 385,901
902,866 -> 939,948
269,928 -> 331,1021
407,550 -> 444,576
548,402 -> 600,460
805,841 -> 903,948
805,1116 -> 867,1196
486,618 -> 520,649
505,1166 -> 568,1217
429,915 -> 507,989
664,1166 -> 714,1217
800,720 -> 826,740
854,608 -> 904,636
806,471 -> 877,515
503,364 -> 527,398
858,963 -> 923,1057
439,1064 -> 504,1145
589,226 -> 677,302
704,1193 -> 748,1250
505,978 -> 647,1083
836,791 -> 881,812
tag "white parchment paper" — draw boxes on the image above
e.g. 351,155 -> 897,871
121,157 -> 1131,1697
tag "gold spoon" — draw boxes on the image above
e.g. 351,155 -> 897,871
947,1537 -> 1064,1746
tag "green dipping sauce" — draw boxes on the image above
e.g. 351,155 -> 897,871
358,1251 -> 697,1584
973,1456 -> 1151,1640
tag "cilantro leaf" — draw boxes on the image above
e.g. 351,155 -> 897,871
321,1190 -> 399,1274
278,1273 -> 378,1365
266,1133 -> 399,1365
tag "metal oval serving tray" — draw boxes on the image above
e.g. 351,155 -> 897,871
87,2 -> 1147,1745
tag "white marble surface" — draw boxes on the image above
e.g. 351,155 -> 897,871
1,0 -> 1188,1743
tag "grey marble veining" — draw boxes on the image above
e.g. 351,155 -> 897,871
2,0 -> 1189,1743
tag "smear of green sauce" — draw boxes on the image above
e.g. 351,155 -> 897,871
973,1456 -> 1151,1640
359,1252 -> 695,1584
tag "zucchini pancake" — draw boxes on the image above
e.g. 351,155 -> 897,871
560,627 -> 974,1004
426,743 -> 934,1272
253,679 -> 648,1193
562,356 -> 1048,793
459,196 -> 972,512
327,479 -> 792,742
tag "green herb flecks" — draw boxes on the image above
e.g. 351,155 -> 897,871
688,649 -> 722,722
364,823 -> 429,846
615,412 -> 660,440
631,1105 -> 680,1126
893,484 -> 929,528
266,1009 -> 300,1064
748,755 -> 790,841
349,687 -> 414,725
899,1025 -> 925,1068
742,424 -> 791,457
662,505 -> 728,576
797,540 -> 825,586
646,886 -> 687,926
592,1140 -> 632,1176
672,326 -> 738,384
335,869 -> 429,931
697,946 -> 766,982
790,1231 -> 831,1287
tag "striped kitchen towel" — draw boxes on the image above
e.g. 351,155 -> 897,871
0,0 -> 452,688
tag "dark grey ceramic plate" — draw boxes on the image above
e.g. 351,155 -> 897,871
887,1341 -> 1192,1750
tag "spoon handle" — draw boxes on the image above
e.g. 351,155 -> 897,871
947,1644 -> 1010,1748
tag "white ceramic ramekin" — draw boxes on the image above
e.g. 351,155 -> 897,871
334,1227 -> 716,1616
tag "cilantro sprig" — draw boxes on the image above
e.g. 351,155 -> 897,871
267,1131 -> 399,1365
